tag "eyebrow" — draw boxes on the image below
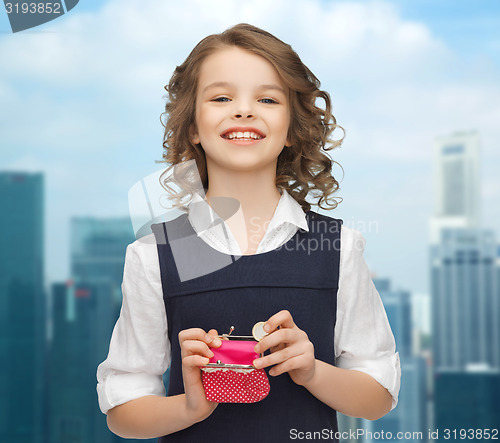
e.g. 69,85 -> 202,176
202,81 -> 286,94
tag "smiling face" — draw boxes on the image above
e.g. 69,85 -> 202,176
191,46 -> 291,174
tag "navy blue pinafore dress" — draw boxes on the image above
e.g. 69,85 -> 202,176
152,209 -> 342,442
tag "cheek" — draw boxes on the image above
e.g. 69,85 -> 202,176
277,113 -> 291,137
196,107 -> 220,138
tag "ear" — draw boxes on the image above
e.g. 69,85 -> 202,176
190,123 -> 200,145
285,137 -> 292,148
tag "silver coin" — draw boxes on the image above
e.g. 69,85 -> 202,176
252,321 -> 268,341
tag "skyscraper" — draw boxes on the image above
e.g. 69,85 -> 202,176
49,279 -> 123,443
372,278 -> 427,441
373,278 -> 411,359
0,171 -> 45,443
430,129 -> 500,371
430,131 -> 480,243
431,228 -> 499,371
430,131 -> 500,436
435,371 -> 500,434
48,217 -> 136,443
71,217 -> 136,288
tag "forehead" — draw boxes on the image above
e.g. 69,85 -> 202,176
197,46 -> 285,93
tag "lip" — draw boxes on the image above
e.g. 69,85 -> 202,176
220,126 -> 266,140
223,138 -> 262,146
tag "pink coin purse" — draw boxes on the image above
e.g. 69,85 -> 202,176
200,327 -> 270,403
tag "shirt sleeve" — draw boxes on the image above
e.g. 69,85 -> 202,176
96,234 -> 171,414
334,226 -> 401,411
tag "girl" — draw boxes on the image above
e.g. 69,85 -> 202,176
97,23 -> 401,442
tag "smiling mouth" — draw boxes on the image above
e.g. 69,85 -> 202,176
221,131 -> 265,141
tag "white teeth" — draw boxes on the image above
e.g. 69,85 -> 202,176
223,131 -> 263,140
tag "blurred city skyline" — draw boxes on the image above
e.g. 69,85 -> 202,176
3,126 -> 499,441
2,2 -> 500,442
1,0 -> 500,295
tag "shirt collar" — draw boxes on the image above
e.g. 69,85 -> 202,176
187,188 -> 309,237
267,188 -> 309,233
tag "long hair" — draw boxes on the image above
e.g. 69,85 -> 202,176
158,23 -> 344,213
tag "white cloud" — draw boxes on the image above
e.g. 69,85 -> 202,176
3,154 -> 46,172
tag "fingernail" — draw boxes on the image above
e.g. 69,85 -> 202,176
254,345 -> 260,353
205,334 -> 213,342
253,359 -> 260,369
213,338 -> 221,347
263,323 -> 270,332
208,351 -> 214,358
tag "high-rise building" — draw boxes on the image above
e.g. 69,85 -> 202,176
430,129 -> 499,371
0,171 -> 45,443
431,228 -> 499,371
399,357 -> 427,438
430,130 -> 500,434
431,227 -> 500,435
410,292 -> 431,355
47,217 -> 138,443
373,278 -> 412,359
371,279 -> 427,441
337,414 -> 368,443
434,370 -> 500,437
430,131 -> 480,243
71,217 -> 136,288
49,280 -> 116,443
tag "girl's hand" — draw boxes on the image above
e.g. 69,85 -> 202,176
178,328 -> 222,422
252,310 -> 316,386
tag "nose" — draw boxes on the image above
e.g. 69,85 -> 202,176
233,99 -> 254,119
235,112 -> 253,118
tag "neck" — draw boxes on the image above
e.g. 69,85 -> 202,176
204,166 -> 281,219
203,163 -> 282,253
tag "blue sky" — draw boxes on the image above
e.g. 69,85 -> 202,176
397,1 -> 500,63
1,0 -> 500,294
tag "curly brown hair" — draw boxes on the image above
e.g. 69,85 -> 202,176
158,23 -> 344,213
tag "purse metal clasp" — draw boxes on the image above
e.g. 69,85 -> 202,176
205,361 -> 256,369
218,325 -> 254,340
203,326 -> 260,369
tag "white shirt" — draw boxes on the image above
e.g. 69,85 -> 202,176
96,189 -> 401,414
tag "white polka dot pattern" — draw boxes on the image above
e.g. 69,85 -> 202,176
201,368 -> 270,403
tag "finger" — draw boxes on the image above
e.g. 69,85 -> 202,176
264,310 -> 296,333
182,354 -> 211,368
268,354 -> 312,377
253,344 -> 303,369
178,328 -> 208,343
181,340 -> 215,359
287,337 -> 314,357
179,328 -> 221,347
254,327 -> 298,353
270,343 -> 285,354
207,329 -> 222,347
